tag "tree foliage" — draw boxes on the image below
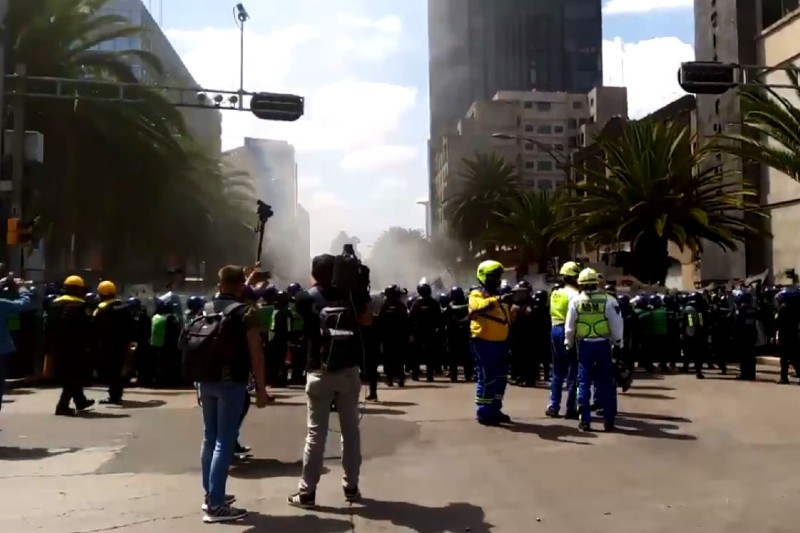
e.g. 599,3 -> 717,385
4,0 -> 255,279
554,120 -> 762,284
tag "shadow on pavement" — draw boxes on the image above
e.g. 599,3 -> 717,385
630,385 -> 675,391
121,388 -> 191,396
403,383 -> 452,390
318,498 -> 493,533
240,512 -> 352,533
622,392 -> 675,400
361,408 -> 406,416
504,421 -> 597,445
229,458 -> 330,480
110,399 -> 167,409
374,400 -> 417,407
5,388 -> 34,395
617,411 -> 691,423
0,446 -> 80,460
77,411 -> 130,419
613,417 -> 697,441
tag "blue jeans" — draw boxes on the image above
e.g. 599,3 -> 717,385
549,326 -> 577,413
199,381 -> 247,507
577,339 -> 617,426
0,351 -> 10,412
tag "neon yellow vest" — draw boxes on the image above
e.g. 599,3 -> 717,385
550,286 -> 577,325
575,293 -> 611,339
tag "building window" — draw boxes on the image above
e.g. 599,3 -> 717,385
525,143 -> 534,150
525,161 -> 535,169
589,98 -> 594,107
568,136 -> 578,148
524,101 -> 533,109
536,102 -> 552,111
538,179 -> 554,190
568,118 -> 578,128
537,161 -> 553,172
554,144 -> 564,151
536,124 -> 552,134
524,124 -> 534,132
554,125 -> 564,134
579,118 -> 588,125
572,101 -> 583,109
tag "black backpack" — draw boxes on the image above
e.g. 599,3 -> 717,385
180,302 -> 247,382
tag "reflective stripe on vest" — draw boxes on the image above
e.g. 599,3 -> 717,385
575,293 -> 610,339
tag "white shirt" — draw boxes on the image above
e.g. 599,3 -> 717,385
564,290 -> 624,348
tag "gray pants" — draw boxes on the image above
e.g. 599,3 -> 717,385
299,366 -> 362,494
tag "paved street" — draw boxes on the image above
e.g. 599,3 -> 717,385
1,366 -> 798,532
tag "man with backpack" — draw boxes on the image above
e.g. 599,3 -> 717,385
181,265 -> 271,524
287,253 -> 369,509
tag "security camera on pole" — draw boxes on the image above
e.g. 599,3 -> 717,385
234,3 -> 250,111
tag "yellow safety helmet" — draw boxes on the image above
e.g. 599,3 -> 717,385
63,275 -> 86,288
476,260 -> 504,284
578,267 -> 600,286
559,261 -> 581,277
97,280 -> 117,297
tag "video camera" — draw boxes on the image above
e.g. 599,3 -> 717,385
332,244 -> 370,296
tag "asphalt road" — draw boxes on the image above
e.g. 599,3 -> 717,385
1,365 -> 798,532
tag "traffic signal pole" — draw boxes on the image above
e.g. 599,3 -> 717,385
9,64 -> 24,276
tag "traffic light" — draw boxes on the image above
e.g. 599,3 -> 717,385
7,217 -> 36,246
678,61 -> 737,95
250,92 -> 304,121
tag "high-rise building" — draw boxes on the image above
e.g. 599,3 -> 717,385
430,85 -> 627,234
96,0 -> 222,154
222,139 -> 311,279
427,0 -> 603,234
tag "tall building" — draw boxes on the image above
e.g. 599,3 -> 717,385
427,0 -> 603,233
96,0 -> 222,154
431,86 -> 627,234
222,139 -> 311,278
754,0 -> 800,280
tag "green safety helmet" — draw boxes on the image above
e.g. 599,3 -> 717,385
476,260 -> 504,285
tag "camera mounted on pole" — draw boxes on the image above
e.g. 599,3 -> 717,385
254,200 -> 273,266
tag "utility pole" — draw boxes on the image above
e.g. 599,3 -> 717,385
0,0 -> 7,180
235,3 -> 250,110
9,64 -> 24,276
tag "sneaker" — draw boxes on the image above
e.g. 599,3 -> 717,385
76,399 -> 96,412
201,494 -> 236,512
202,504 -> 247,523
234,442 -> 251,454
344,486 -> 361,503
545,406 -> 559,418
99,398 -> 122,406
55,407 -> 76,417
287,491 -> 316,509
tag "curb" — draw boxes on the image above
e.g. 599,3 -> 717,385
756,356 -> 780,367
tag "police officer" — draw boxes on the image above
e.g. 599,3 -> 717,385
287,283 -> 307,385
774,288 -> 799,384
185,296 -> 206,322
682,292 -> 708,379
564,268 -> 623,432
269,290 -> 292,387
443,286 -> 472,382
93,281 -> 136,405
732,289 -> 759,381
409,283 -> 442,382
378,285 -> 410,386
546,262 -> 581,419
47,276 -> 95,416
469,260 -> 513,426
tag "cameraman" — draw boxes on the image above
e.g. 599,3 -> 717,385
287,253 -> 367,509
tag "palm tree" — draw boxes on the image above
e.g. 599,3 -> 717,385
714,70 -> 800,180
555,120 -> 761,285
484,190 -> 569,274
445,152 -> 520,252
5,0 -> 243,276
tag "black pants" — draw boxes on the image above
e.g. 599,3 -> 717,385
383,341 -> 406,383
736,343 -> 757,379
447,337 -> 472,381
683,338 -> 706,375
413,336 -> 437,380
239,387 -> 251,428
779,344 -> 798,381
57,380 -> 89,410
359,327 -> 378,396
289,340 -> 307,383
105,352 -> 126,401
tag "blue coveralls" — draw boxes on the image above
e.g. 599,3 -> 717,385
548,286 -> 578,414
572,292 -> 618,427
468,289 -> 511,423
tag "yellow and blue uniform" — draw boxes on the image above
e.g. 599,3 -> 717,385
564,268 -> 624,428
547,284 -> 580,416
469,260 -> 512,424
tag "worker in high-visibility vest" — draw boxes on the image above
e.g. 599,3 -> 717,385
546,261 -> 581,419
564,268 -> 624,432
468,260 -> 514,426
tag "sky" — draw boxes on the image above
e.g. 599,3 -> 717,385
156,0 -> 696,254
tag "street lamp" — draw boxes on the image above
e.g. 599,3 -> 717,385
416,199 -> 431,237
234,3 -> 250,110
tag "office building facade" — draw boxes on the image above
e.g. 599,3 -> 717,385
96,0 -> 222,154
427,0 -> 603,234
431,86 -> 627,234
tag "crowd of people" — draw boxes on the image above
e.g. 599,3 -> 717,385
0,253 -> 797,523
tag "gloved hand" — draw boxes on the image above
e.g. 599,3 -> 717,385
612,345 -> 623,362
565,344 -> 577,360
500,293 -> 515,305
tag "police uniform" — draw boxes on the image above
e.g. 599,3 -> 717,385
547,263 -> 581,417
564,268 -> 624,430
469,260 -> 512,425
